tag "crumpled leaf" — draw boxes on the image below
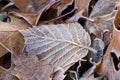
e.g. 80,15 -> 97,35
85,0 -> 116,38
9,0 -> 59,25
95,6 -> 120,80
11,55 -> 54,80
10,0 -> 51,13
19,22 -> 94,73
88,38 -> 104,63
0,54 -> 54,80
0,67 -> 14,80
0,15 -> 31,57
66,0 -> 91,23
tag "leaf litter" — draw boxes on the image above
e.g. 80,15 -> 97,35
0,0 -> 120,80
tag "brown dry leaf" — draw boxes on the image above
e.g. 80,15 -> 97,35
9,0 -> 31,12
57,0 -> 73,15
9,0 -> 59,25
0,67 -> 14,80
95,6 -> 120,80
10,12 -> 38,26
11,55 -> 54,80
66,0 -> 91,23
0,15 -> 31,57
75,0 -> 90,12
85,0 -> 117,38
19,22 -> 94,79
0,22 -> 17,32
10,0 -> 50,13
0,54 -> 54,80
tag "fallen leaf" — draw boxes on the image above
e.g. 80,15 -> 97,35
0,54 -> 54,80
11,55 -> 54,80
0,22 -> 17,32
66,0 -> 91,23
19,22 -> 94,73
0,67 -> 14,80
10,0 -> 53,13
95,6 -> 120,80
9,0 -> 59,25
10,0 -> 31,13
88,38 -> 104,63
10,12 -> 38,26
0,15 -> 31,57
85,0 -> 116,38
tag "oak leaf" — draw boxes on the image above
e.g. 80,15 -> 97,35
0,15 -> 31,57
95,6 -> 120,80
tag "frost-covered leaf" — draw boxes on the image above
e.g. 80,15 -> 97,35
96,5 -> 120,80
11,55 -> 53,80
19,22 -> 92,71
0,55 -> 54,80
85,0 -> 116,38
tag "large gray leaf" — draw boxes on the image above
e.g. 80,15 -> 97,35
19,22 -> 91,70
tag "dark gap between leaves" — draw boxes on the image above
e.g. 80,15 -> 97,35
116,25 -> 120,30
101,76 -> 108,80
12,75 -> 20,80
0,0 -> 9,6
64,62 -> 80,80
40,8 -> 58,21
90,33 -> 96,41
3,16 -> 11,22
94,72 -> 102,78
88,0 -> 99,16
78,61 -> 93,77
0,52 -> 11,69
78,18 -> 86,27
103,45 -> 109,55
111,52 -> 119,71
61,0 -> 75,21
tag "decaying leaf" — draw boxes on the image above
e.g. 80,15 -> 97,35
10,0 -> 51,13
66,0 -> 91,23
9,0 -> 59,25
88,38 -> 104,63
0,54 -> 54,80
0,15 -> 31,57
1,0 -> 120,80
0,22 -> 17,32
0,67 -> 14,80
85,0 -> 116,38
11,55 -> 54,80
95,6 -> 120,80
19,22 -> 93,72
